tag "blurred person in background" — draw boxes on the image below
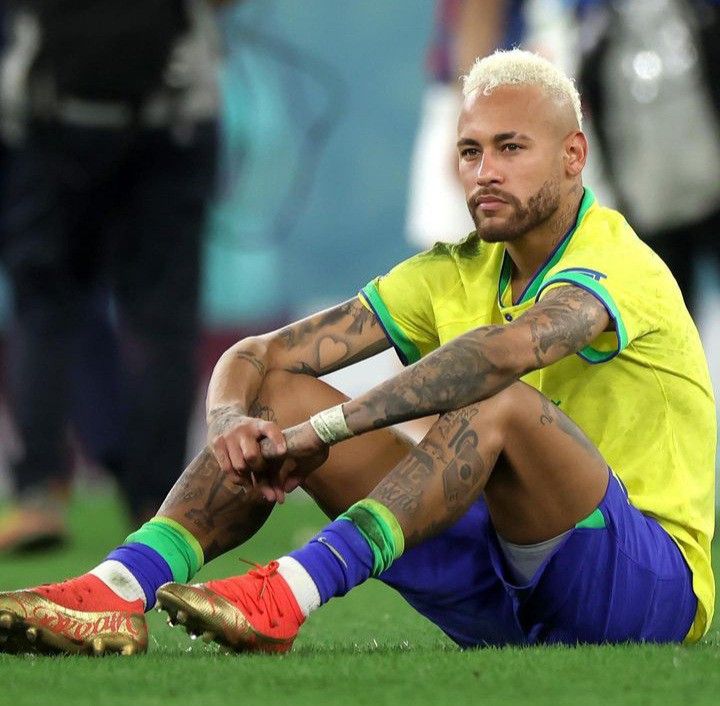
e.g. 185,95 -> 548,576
406,0 -> 528,251
574,0 -> 720,319
0,0 -> 233,552
399,0 -> 527,439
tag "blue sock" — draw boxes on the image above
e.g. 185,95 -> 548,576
106,544 -> 173,610
289,519 -> 374,605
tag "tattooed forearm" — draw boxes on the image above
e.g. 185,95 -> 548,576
346,326 -> 510,432
343,285 -> 609,436
278,299 -> 388,377
207,403 -> 247,434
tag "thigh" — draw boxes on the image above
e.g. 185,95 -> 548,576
368,381 -> 609,548
483,382 -> 609,544
501,473 -> 697,644
254,371 -> 414,518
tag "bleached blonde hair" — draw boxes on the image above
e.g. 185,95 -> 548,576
462,49 -> 583,129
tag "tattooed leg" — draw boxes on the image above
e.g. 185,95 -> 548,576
370,380 -> 608,548
157,371 -> 411,561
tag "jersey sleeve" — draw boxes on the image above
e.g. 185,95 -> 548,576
535,241 -> 660,364
358,254 -> 441,365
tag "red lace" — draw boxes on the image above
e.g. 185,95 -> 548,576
219,559 -> 286,629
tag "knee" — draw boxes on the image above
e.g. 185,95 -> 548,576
441,381 -> 531,437
253,370 -> 348,426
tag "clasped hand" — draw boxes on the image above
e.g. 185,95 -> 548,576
208,411 -> 329,503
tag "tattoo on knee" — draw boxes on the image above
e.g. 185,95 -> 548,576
539,395 -> 599,456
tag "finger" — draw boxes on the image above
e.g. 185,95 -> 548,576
211,438 -> 233,473
226,439 -> 247,473
259,437 -> 277,458
239,435 -> 265,472
283,476 -> 302,493
259,484 -> 277,503
274,483 -> 286,505
257,422 -> 287,456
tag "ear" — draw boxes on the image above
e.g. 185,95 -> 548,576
563,131 -> 588,177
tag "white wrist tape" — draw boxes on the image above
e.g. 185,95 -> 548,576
309,404 -> 354,445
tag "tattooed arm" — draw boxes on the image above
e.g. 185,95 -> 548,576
338,284 -> 610,434
206,298 -> 388,473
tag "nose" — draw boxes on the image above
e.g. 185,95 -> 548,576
475,153 -> 502,186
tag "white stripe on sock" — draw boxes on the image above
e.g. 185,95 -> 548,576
90,560 -> 147,607
276,556 -> 321,617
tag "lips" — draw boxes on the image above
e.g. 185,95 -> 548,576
472,192 -> 508,210
474,195 -> 507,212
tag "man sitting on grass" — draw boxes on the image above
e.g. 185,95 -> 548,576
0,49 -> 715,656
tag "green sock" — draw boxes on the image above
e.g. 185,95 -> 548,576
124,516 -> 204,583
338,499 -> 405,576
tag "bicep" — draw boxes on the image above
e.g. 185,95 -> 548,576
265,298 -> 390,376
509,284 -> 611,371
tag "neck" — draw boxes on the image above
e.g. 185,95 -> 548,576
505,185 -> 584,281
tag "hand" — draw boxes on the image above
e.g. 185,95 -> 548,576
255,421 -> 330,504
207,405 -> 287,482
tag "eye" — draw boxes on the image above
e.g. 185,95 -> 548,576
501,143 -> 522,152
460,147 -> 480,159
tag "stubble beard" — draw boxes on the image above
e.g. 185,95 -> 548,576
471,176 -> 561,243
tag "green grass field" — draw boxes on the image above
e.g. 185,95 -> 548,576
1,491 -> 719,706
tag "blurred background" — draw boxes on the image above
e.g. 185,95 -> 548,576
0,0 -> 718,552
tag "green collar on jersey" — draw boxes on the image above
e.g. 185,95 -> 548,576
497,187 -> 596,307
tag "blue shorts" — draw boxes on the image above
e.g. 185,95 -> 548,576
379,472 -> 697,646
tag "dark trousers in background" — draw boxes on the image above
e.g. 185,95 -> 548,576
645,206 -> 720,321
0,120 -> 217,521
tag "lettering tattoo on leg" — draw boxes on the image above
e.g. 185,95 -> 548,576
371,406 -> 491,547
372,447 -> 435,515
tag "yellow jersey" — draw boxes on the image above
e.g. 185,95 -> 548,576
359,188 -> 716,641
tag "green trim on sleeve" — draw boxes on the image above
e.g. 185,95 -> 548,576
536,271 -> 629,364
360,282 -> 422,365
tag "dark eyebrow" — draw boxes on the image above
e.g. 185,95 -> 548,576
457,132 -> 534,149
494,131 -> 533,143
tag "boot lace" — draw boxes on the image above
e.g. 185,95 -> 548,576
216,559 -> 286,629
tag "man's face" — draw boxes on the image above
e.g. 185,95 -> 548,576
457,85 -> 571,243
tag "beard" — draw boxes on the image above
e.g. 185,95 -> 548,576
469,176 -> 561,243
